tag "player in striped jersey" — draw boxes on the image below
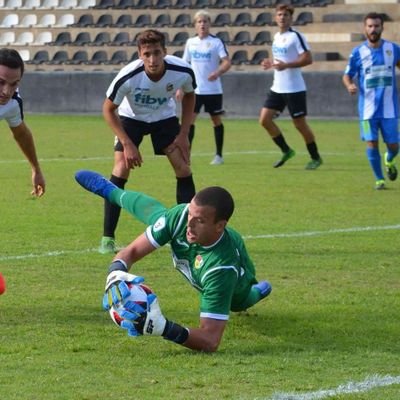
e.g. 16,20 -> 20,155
259,4 -> 322,170
0,48 -> 45,197
343,12 -> 400,190
99,30 -> 197,254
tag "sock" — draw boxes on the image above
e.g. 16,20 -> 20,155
306,141 -> 320,160
109,189 -> 167,226
214,124 -> 224,157
176,175 -> 196,204
103,175 -> 127,238
366,148 -> 383,180
272,134 -> 290,153
189,124 -> 195,147
386,147 -> 399,162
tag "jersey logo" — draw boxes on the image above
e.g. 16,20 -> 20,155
166,83 -> 174,92
153,216 -> 166,232
194,255 -> 204,269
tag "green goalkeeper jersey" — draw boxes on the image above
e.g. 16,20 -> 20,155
145,204 -> 258,320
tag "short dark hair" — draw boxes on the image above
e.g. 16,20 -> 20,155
364,12 -> 384,25
275,4 -> 294,16
194,186 -> 235,222
0,48 -> 24,76
136,29 -> 166,51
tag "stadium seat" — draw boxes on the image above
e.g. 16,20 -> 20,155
231,50 -> 248,65
190,0 -> 210,7
70,14 -> 94,27
32,31 -> 53,45
18,14 -> 37,27
152,13 -> 171,27
18,49 -> 30,61
58,0 -> 78,8
251,12 -> 273,26
76,0 -> 96,7
173,13 -> 191,27
0,14 -> 19,27
4,0 -> 22,9
160,31 -> 170,44
94,14 -> 113,27
231,0 -> 250,7
211,0 -> 230,7
21,0 -> 40,8
231,30 -> 251,45
112,14 -> 134,27
67,50 -> 89,64
252,30 -> 272,45
173,50 -> 183,58
216,31 -> 230,44
71,31 -> 92,46
114,0 -> 135,7
232,12 -> 252,26
110,31 -> 131,46
93,0 -> 114,8
174,0 -> 191,8
26,50 -> 50,64
313,52 -> 340,61
293,11 -> 313,25
48,31 -> 72,45
136,0 -> 152,8
90,32 -> 111,45
55,13 -> 74,27
249,49 -> 268,65
129,51 -> 139,61
213,13 -> 231,27
88,50 -> 108,64
48,50 -> 69,64
154,0 -> 172,7
133,14 -> 152,27
38,0 -> 59,7
322,13 -> 364,23
170,31 -> 189,46
36,13 -> 56,27
249,0 -> 274,7
0,31 -> 15,45
106,50 -> 128,64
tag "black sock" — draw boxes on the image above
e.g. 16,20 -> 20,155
189,124 -> 195,148
214,124 -> 224,157
176,175 -> 196,204
273,134 -> 290,153
103,175 -> 127,238
306,141 -> 320,160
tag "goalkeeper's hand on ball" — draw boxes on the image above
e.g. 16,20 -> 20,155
102,269 -> 144,310
119,293 -> 167,337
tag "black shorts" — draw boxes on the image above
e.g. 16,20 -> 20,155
114,116 -> 180,155
263,90 -> 307,118
194,94 -> 224,116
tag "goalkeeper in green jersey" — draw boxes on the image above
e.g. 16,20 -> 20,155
75,170 -> 272,352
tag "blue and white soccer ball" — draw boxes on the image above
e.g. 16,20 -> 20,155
109,282 -> 153,328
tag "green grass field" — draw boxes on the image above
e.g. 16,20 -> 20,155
0,115 -> 399,400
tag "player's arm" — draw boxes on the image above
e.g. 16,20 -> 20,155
102,98 -> 142,168
209,56 -> 231,81
342,74 -> 357,95
273,50 -> 312,70
10,122 -> 45,197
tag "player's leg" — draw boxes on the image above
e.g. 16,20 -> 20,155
188,95 -> 202,148
360,119 -> 385,189
207,95 -> 225,165
381,118 -> 399,181
259,91 -> 295,168
153,117 -> 196,204
288,91 -> 322,170
231,280 -> 272,311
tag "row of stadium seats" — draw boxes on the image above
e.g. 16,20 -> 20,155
23,48 -> 270,66
0,29 -> 272,46
0,0 -> 332,10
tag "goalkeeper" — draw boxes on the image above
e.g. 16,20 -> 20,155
75,170 -> 272,352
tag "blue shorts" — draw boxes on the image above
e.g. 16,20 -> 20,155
359,118 -> 399,144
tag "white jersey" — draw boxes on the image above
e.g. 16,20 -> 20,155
106,55 -> 196,123
0,92 -> 23,127
182,34 -> 229,95
271,28 -> 310,93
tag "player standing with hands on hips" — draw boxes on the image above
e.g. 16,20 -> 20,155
343,12 -> 400,190
259,4 -> 322,170
0,48 -> 45,197
75,169 -> 272,352
99,30 -> 197,254
177,10 -> 231,165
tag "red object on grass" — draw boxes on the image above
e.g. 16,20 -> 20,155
0,273 -> 6,295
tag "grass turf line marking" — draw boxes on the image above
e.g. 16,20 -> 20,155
269,374 -> 400,400
0,224 -> 399,262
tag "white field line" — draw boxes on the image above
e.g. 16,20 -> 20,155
0,224 -> 399,262
269,374 -> 400,400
